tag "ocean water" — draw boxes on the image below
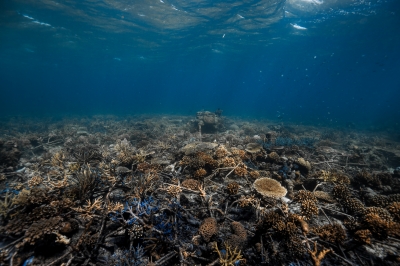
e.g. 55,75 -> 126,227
0,0 -> 399,130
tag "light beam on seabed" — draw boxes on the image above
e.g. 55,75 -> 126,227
291,23 -> 307,30
296,0 -> 323,4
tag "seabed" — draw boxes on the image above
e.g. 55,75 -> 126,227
0,113 -> 400,266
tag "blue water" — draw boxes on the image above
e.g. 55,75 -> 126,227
1,0 -> 399,129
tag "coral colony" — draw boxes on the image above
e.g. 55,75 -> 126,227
0,111 -> 400,265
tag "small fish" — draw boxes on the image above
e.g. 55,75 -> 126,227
113,57 -> 121,61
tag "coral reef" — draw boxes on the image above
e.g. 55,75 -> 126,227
0,114 -> 399,266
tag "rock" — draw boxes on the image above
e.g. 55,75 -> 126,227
180,142 -> 218,155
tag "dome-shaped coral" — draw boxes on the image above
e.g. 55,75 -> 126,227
199,217 -> 217,242
253,177 -> 287,199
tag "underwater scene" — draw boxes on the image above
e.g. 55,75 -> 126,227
1,0 -> 400,265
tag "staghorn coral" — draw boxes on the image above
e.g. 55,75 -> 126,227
199,217 -> 217,242
213,242 -> 246,266
313,223 -> 347,243
227,182 -> 240,195
308,242 -> 331,266
0,192 -> 14,218
253,177 -> 287,199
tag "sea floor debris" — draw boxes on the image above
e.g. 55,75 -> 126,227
0,113 -> 400,265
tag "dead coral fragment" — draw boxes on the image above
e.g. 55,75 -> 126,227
253,177 -> 287,199
199,217 -> 218,242
213,242 -> 246,266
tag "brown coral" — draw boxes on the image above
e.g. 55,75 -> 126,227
295,157 -> 311,173
221,157 -> 236,167
388,202 -> 400,222
231,221 -> 247,241
313,223 -> 347,243
313,191 -> 336,203
300,199 -> 319,220
227,182 -> 240,195
215,145 -> 229,158
253,177 -> 287,199
194,168 -> 207,178
181,179 -> 200,191
354,229 -> 372,245
295,190 -> 317,203
249,171 -> 260,179
199,217 -> 217,242
308,242 -> 331,266
234,165 -> 248,177
267,152 -> 280,163
19,216 -> 63,247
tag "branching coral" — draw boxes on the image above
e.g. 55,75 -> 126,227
308,242 -> 331,266
213,242 -> 246,266
313,223 -> 347,243
227,182 -> 240,195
